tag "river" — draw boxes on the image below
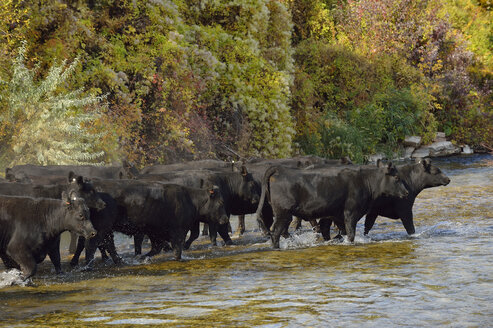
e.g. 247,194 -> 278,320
1,154 -> 492,327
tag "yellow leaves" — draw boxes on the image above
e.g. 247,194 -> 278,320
432,60 -> 443,73
0,0 -> 31,46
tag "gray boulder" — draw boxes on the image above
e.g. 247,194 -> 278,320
428,141 -> 461,157
403,136 -> 422,148
411,147 -> 430,158
404,147 -> 415,159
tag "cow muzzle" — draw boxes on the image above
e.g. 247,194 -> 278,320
80,222 -> 97,239
218,215 -> 229,225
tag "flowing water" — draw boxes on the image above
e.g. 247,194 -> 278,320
1,154 -> 492,327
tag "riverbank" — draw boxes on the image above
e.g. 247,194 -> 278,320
369,132 -> 489,163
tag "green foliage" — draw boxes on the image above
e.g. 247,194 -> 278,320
0,42 -> 105,166
0,0 -> 490,166
292,40 -> 438,162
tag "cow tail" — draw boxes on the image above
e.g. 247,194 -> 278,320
255,165 -> 278,218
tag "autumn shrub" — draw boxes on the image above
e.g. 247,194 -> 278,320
0,42 -> 106,167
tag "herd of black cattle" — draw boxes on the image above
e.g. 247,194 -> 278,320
0,155 -> 450,280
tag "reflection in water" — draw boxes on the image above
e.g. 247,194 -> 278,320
0,155 -> 492,327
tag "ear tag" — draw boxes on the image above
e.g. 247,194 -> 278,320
66,201 -> 71,205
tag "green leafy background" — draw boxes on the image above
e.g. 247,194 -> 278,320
0,0 -> 491,168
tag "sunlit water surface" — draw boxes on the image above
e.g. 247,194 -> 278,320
1,155 -> 492,327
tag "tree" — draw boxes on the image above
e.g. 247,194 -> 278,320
0,41 -> 106,166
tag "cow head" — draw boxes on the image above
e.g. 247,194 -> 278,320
203,185 -> 229,225
376,162 -> 409,199
415,158 -> 451,188
61,190 -> 96,239
67,172 -> 106,211
239,166 -> 261,205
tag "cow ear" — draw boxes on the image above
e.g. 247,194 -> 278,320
421,158 -> 432,171
385,162 -> 397,175
199,178 -> 205,189
76,175 -> 84,186
68,171 -> 77,183
376,159 -> 385,168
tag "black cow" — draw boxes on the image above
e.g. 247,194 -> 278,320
139,159 -> 236,175
138,166 -> 261,248
255,163 -> 409,248
0,173 -> 106,272
236,156 -> 353,236
69,191 -> 123,267
91,179 -> 229,260
364,158 -> 451,235
0,172 -> 106,210
5,161 -> 138,183
0,195 -> 95,279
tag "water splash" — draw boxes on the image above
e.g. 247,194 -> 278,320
280,230 -> 323,249
0,269 -> 31,287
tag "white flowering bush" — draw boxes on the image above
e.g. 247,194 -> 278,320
0,42 -> 105,166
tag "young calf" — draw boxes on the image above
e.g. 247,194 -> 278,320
0,195 -> 95,280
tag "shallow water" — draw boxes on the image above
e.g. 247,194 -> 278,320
1,155 -> 492,327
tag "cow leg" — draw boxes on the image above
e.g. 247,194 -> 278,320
319,218 -> 332,240
102,233 -> 123,265
70,236 -> 86,267
8,246 -> 37,280
400,211 -> 415,235
144,237 -> 163,257
68,232 -> 78,254
170,235 -> 184,261
47,236 -> 63,274
333,219 -> 346,240
291,217 -> 302,231
281,217 -> 293,238
270,214 -> 291,249
344,210 -> 361,243
201,223 -> 209,236
84,236 -> 100,267
207,223 -> 218,246
234,215 -> 246,236
133,233 -> 145,255
184,221 -> 200,250
1,251 -> 19,269
218,223 -> 233,246
364,212 -> 378,235
99,247 -> 109,261
257,205 -> 274,236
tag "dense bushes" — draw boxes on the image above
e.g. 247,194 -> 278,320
0,0 -> 490,167
291,40 -> 437,161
